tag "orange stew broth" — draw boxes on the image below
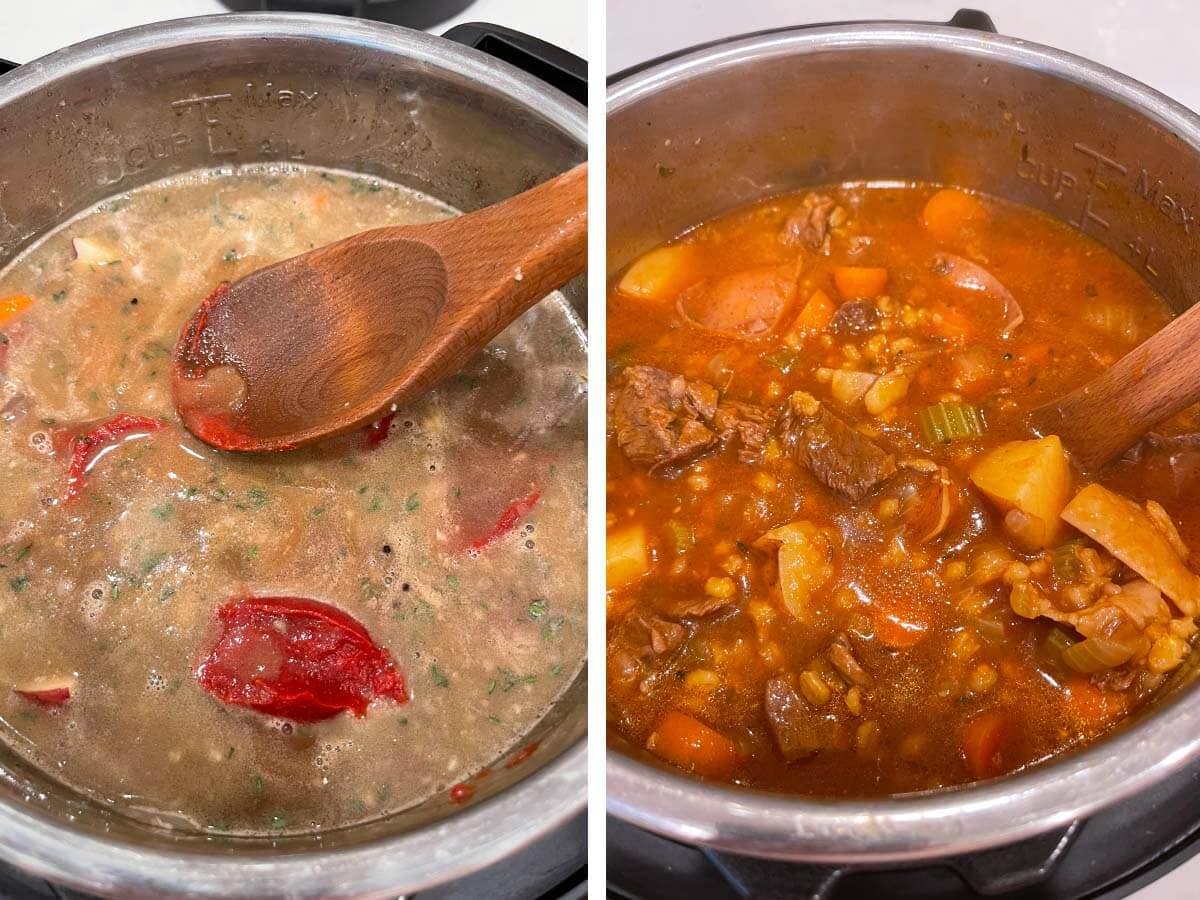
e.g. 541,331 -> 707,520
605,182 -> 1199,796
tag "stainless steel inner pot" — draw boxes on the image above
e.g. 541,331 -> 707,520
0,14 -> 585,898
608,22 -> 1200,863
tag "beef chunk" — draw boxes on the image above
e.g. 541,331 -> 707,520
635,614 -> 687,656
828,634 -> 874,687
764,676 -> 840,761
613,612 -> 688,667
663,594 -> 736,619
714,400 -> 777,463
612,366 -> 776,470
782,392 -> 896,500
612,366 -> 720,470
828,300 -> 882,336
781,193 -> 837,253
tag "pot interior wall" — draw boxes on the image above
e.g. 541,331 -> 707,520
0,24 -> 585,855
608,37 -> 1200,315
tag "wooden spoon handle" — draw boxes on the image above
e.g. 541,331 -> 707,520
431,161 -> 587,320
350,162 -> 587,414
1030,301 -> 1200,469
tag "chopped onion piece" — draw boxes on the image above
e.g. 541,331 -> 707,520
71,237 -> 122,267
1061,636 -> 1135,673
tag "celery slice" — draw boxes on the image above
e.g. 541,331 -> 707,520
919,401 -> 986,443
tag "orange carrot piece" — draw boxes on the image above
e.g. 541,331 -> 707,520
922,188 -> 988,242
311,188 -> 332,214
962,709 -> 1006,779
648,710 -> 739,779
1065,677 -> 1129,729
791,288 -> 837,336
833,266 -> 888,300
873,609 -> 929,649
927,302 -> 973,341
0,294 -> 34,326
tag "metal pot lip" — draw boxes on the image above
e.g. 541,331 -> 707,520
607,21 -> 1200,863
608,21 -> 1200,157
0,12 -> 585,896
0,12 -> 586,143
8,740 -> 585,898
608,711 -> 1200,863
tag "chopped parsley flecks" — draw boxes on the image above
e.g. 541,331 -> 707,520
430,664 -> 450,688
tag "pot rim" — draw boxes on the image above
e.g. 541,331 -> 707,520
606,20 -> 1200,863
0,12 -> 585,898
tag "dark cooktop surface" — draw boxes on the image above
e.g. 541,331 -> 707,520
608,756 -> 1200,900
0,811 -> 585,899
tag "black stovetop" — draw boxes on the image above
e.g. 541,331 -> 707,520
608,756 -> 1200,900
0,811 -> 585,900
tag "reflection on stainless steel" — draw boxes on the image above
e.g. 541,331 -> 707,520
608,21 -> 1200,863
0,13 -> 585,898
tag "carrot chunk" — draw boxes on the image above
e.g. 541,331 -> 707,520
648,710 -> 739,779
922,187 -> 989,242
789,288 -> 838,337
833,266 -> 888,300
962,709 -> 1007,779
873,609 -> 929,649
0,294 -> 34,326
927,302 -> 973,341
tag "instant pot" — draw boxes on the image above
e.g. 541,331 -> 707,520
0,13 -> 585,898
607,3 -> 1200,874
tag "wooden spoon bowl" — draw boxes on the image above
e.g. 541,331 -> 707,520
172,162 -> 587,452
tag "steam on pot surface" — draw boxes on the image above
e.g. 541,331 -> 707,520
0,163 -> 587,834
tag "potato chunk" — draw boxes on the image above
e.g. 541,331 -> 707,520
607,524 -> 649,590
969,436 -> 1070,549
1062,484 -> 1200,616
616,244 -> 700,300
755,521 -> 834,620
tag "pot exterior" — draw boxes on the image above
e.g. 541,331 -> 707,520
607,22 -> 1200,862
0,14 -> 585,898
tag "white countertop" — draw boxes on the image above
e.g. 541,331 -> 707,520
607,0 -> 1198,111
607,1 -> 1200,898
0,0 -> 587,64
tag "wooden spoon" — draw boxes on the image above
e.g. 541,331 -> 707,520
172,162 -> 587,452
1030,301 -> 1200,469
